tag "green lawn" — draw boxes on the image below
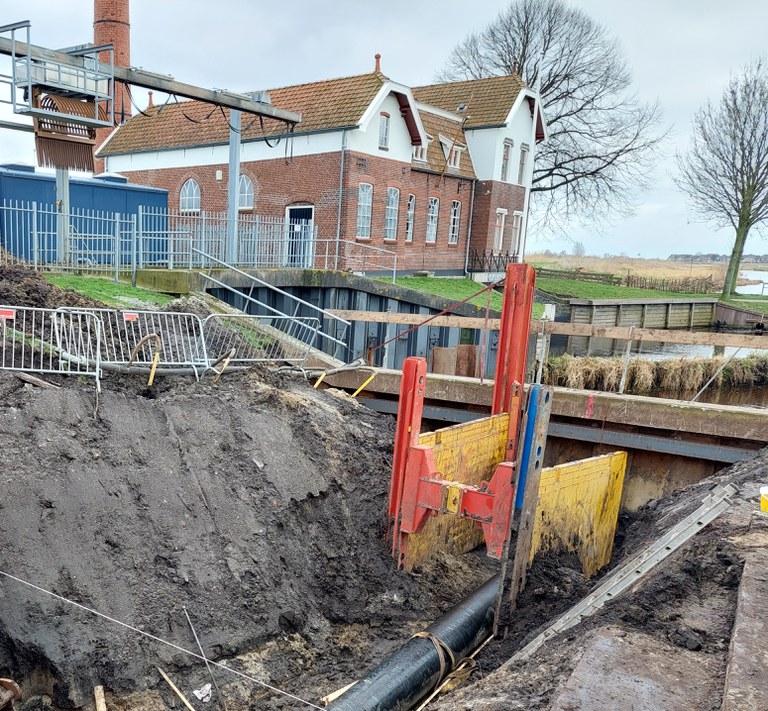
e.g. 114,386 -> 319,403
390,277 -> 545,319
535,277 -> 714,301
44,274 -> 174,308
725,297 -> 768,316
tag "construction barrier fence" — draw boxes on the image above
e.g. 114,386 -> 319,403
0,305 -> 319,387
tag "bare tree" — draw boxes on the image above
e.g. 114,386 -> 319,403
437,0 -> 665,227
676,60 -> 768,298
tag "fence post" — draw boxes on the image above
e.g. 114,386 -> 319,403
201,211 -> 207,268
130,214 -> 137,287
392,254 -> 397,284
137,205 -> 145,270
114,212 -> 121,283
32,201 -> 38,270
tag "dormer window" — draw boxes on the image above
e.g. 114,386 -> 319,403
379,113 -> 390,150
413,144 -> 428,162
439,135 -> 464,170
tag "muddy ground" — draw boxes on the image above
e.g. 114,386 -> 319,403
0,265 -> 765,711
430,449 -> 768,711
0,367 -> 504,711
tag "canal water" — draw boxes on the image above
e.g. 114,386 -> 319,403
736,269 -> 768,296
555,268 -> 768,406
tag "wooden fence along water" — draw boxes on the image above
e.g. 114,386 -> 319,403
625,274 -> 715,294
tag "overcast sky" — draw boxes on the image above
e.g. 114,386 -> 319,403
1,0 -> 767,259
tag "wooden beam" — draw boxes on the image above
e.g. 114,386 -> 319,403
322,368 -> 768,443
327,310 -> 768,349
0,37 -> 301,124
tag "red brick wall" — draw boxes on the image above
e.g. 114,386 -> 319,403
118,148 -> 476,274
471,180 -> 526,253
342,151 -> 473,273
94,0 -> 131,168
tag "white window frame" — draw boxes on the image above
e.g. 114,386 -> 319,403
356,183 -> 373,239
180,178 -> 200,212
238,174 -> 254,210
448,200 -> 461,245
405,194 -> 416,242
510,211 -> 524,256
501,139 -> 513,182
426,197 -> 439,244
493,208 -> 507,252
412,144 -> 427,162
384,187 -> 400,241
379,113 -> 390,150
517,143 -> 530,185
447,146 -> 462,169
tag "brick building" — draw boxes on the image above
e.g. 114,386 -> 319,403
95,7 -> 545,276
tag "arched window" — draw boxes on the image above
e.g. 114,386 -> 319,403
238,174 -> 254,210
179,178 -> 201,212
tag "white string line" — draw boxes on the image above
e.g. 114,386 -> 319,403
0,570 -> 324,711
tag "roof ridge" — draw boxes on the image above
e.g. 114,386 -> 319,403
254,70 -> 387,95
414,74 -> 525,92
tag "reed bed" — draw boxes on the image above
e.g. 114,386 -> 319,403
543,353 -> 768,395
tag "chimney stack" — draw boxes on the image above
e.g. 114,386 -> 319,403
94,0 -> 131,124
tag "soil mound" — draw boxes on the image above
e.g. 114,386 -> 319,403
0,266 -> 107,310
0,370 -> 494,710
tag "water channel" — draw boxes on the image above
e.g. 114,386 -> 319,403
558,268 -> 768,407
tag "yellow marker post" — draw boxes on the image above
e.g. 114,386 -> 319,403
351,372 -> 376,398
314,372 -> 327,389
147,351 -> 160,387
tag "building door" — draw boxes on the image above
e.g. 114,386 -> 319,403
285,205 -> 315,268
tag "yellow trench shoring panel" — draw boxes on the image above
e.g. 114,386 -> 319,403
531,451 -> 627,577
403,413 -> 510,570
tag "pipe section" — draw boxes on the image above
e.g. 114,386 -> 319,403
328,575 -> 498,711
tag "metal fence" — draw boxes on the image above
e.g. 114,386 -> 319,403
0,201 -> 397,280
0,305 -> 102,383
0,305 -> 319,386
203,314 -> 319,366
467,248 -> 521,273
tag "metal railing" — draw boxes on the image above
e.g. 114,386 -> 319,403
0,304 -> 321,386
194,248 -> 351,355
0,305 -> 102,384
203,314 -> 319,366
1,201 -> 397,281
467,248 -> 520,273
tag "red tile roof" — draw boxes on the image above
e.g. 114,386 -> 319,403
416,109 -> 476,180
413,75 -> 526,128
100,71 -> 388,156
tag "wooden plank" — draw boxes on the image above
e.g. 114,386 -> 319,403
322,368 -> 768,443
327,309 -> 768,348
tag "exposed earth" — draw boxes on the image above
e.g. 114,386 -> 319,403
0,265 -> 765,711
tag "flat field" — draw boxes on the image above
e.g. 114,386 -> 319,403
528,253 -> 730,282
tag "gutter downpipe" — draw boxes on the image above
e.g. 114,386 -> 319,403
327,574 -> 498,711
463,178 -> 477,277
335,129 -> 348,272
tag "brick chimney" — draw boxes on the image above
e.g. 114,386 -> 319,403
94,0 -> 131,167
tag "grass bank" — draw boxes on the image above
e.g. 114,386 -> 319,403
543,353 -> 768,395
391,277 -> 546,319
44,274 -> 174,308
535,276 -> 712,301
724,296 -> 768,316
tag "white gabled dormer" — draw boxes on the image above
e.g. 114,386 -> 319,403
350,79 -> 429,162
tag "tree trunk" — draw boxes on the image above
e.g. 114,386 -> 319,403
721,221 -> 751,298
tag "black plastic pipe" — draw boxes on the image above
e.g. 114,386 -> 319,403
328,575 -> 499,711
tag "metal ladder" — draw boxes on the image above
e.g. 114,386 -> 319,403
512,482 -> 739,662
